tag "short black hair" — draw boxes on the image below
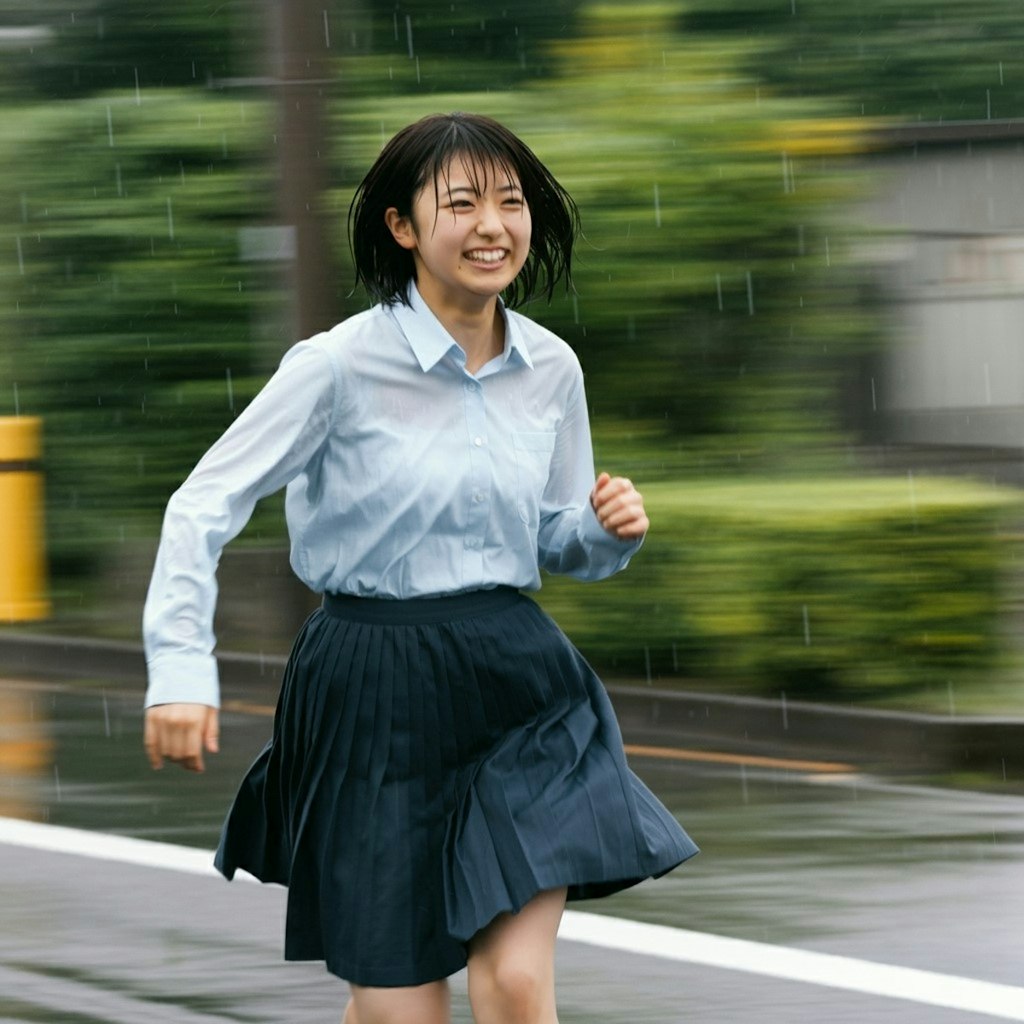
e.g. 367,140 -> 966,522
348,112 -> 580,308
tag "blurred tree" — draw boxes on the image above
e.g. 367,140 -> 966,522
19,0 -> 250,98
679,0 -> 1024,122
0,91 -> 277,576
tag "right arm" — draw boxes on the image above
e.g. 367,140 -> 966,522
143,341 -> 337,771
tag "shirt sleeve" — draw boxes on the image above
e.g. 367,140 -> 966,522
536,369 -> 643,580
142,341 -> 337,708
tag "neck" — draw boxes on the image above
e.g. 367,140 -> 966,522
415,281 -> 505,374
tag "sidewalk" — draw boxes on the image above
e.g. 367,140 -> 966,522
1,630 -> 1022,781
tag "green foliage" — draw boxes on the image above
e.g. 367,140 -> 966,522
679,0 -> 1024,122
0,90 -> 279,571
536,476 -> 1022,700
12,0 -> 248,99
334,2 -> 882,468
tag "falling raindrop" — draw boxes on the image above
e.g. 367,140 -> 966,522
226,368 -> 235,412
102,693 -> 111,737
986,89 -> 992,120
999,62 -> 1004,86
802,606 -> 810,645
106,105 -> 115,147
54,765 -> 62,802
746,272 -> 755,315
166,198 -> 175,240
739,762 -> 749,803
643,646 -> 652,684
13,383 -> 20,416
715,273 -> 723,311
15,236 -> 24,275
323,9 -> 331,48
825,236 -> 831,267
947,681 -> 956,717
653,183 -> 661,227
134,67 -> 141,105
415,57 -> 421,84
870,377 -> 877,412
406,14 -> 415,58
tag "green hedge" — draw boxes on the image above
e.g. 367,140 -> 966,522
535,475 -> 1022,700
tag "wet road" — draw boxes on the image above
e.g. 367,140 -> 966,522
2,676 -> 1024,1022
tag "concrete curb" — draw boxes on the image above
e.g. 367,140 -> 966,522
1,631 -> 1022,779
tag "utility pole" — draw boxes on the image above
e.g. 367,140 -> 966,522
267,0 -> 341,341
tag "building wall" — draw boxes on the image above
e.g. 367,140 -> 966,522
863,142 -> 1024,449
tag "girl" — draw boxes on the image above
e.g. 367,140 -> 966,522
143,112 -> 698,1024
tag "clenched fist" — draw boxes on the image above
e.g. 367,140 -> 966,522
144,702 -> 220,773
590,471 -> 649,540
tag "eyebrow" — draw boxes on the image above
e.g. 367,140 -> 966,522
444,183 -> 523,197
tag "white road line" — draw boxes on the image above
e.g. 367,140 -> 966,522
3,816 -> 1024,1021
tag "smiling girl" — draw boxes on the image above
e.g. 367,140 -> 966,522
142,112 -> 697,1024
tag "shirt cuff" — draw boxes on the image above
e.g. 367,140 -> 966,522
579,500 -> 645,556
144,651 -> 221,709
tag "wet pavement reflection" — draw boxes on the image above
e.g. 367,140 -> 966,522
3,677 -> 1024,1022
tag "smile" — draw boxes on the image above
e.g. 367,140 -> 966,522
464,249 -> 508,264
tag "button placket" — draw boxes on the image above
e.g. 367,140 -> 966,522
462,375 -> 490,579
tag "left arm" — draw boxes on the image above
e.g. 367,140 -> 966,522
536,373 -> 646,580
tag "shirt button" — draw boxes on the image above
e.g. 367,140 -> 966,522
473,436 -> 484,447
473,492 -> 483,502
464,381 -> 478,392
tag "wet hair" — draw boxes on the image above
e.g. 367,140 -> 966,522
349,112 -> 580,308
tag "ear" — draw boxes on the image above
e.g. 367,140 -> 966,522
385,207 -> 417,251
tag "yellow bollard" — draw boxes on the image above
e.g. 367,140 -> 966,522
0,416 -> 50,621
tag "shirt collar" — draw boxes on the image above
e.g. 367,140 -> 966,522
391,282 -> 533,374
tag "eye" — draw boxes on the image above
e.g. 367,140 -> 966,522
448,199 -> 474,210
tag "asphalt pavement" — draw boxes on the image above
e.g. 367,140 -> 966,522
2,675 -> 1024,1022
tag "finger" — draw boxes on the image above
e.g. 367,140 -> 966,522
177,727 -> 205,773
610,514 -> 650,538
594,476 -> 634,509
594,487 -> 642,525
143,713 -> 164,771
204,707 -> 220,755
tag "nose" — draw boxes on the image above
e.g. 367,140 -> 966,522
475,199 -> 503,237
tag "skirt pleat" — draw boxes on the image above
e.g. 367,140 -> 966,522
214,588 -> 698,987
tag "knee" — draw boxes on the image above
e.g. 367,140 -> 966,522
475,958 -> 550,1023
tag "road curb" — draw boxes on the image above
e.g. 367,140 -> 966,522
1,631 -> 1021,778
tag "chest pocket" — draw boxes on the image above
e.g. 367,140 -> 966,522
513,430 -> 557,524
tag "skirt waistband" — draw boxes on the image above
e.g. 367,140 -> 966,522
321,586 -> 522,625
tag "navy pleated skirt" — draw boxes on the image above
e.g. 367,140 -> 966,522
214,587 -> 698,987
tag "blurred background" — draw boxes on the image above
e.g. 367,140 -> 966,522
3,0 -> 1024,715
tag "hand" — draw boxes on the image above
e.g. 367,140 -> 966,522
590,471 -> 649,540
144,703 -> 220,773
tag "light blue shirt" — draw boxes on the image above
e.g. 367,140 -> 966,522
143,284 -> 641,708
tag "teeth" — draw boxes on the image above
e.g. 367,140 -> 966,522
466,250 -> 506,263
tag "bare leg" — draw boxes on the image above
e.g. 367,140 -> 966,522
466,887 -> 567,1024
344,979 -> 450,1024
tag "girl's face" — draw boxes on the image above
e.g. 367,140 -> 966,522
385,156 -> 532,312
